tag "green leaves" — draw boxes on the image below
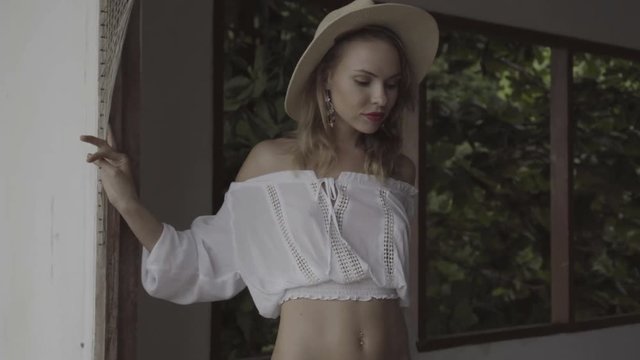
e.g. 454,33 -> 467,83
222,1 -> 321,188
425,31 -> 640,338
219,1 -> 323,357
224,76 -> 253,111
425,30 -> 553,336
572,51 -> 640,320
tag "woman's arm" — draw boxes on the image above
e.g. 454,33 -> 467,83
119,200 -> 164,253
81,131 -> 246,303
80,132 -> 163,252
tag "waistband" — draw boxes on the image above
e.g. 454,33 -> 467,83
280,277 -> 399,304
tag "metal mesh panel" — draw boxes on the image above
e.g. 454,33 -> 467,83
96,0 -> 134,245
99,0 -> 135,128
95,1 -> 134,359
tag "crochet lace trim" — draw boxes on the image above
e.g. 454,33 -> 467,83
279,277 -> 398,304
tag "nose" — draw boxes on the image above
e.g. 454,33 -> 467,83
371,83 -> 388,108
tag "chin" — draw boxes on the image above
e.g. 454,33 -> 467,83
355,125 -> 381,135
354,120 -> 384,134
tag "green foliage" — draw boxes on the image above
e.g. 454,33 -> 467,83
220,1 -> 325,358
222,0 -> 324,186
425,30 -> 640,338
425,31 -> 553,337
572,52 -> 640,320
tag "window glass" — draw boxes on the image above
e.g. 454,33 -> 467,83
424,30 -> 552,336
221,1 -> 323,357
572,52 -> 640,321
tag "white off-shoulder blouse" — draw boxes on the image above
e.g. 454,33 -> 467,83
141,170 -> 418,318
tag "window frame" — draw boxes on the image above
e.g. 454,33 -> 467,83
416,11 -> 640,352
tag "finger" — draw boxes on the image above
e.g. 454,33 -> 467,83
93,158 -> 114,170
87,149 -> 125,163
80,135 -> 110,150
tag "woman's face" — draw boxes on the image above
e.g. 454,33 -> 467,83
326,38 -> 401,134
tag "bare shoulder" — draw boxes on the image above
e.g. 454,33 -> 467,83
234,138 -> 297,182
392,153 -> 416,186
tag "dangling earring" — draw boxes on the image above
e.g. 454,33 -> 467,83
324,89 -> 336,128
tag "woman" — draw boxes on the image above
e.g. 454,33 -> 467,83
81,0 -> 438,358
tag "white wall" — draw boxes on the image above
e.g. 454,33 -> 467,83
137,0 -> 214,359
0,0 -> 100,359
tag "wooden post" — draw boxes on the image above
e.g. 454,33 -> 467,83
550,47 -> 574,324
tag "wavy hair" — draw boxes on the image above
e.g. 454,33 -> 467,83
283,25 -> 417,182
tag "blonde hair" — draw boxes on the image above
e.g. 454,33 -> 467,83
284,25 -> 416,182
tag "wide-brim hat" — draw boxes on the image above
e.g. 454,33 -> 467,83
284,0 -> 439,122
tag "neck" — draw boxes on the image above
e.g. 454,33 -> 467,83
331,118 -> 361,155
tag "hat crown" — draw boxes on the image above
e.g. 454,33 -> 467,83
314,0 -> 375,39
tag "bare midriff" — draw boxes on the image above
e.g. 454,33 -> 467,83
272,298 -> 410,360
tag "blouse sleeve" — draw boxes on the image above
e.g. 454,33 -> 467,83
140,191 -> 246,304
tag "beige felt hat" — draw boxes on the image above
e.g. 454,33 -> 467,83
284,0 -> 439,122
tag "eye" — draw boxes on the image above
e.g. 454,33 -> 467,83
354,79 -> 370,86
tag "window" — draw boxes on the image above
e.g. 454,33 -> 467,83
572,52 -> 640,321
418,13 -> 640,351
424,29 -> 552,337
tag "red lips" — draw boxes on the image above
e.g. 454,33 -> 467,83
363,112 -> 385,123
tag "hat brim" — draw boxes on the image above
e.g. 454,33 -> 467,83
285,3 -> 439,122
